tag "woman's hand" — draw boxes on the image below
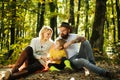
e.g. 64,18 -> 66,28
40,56 -> 49,62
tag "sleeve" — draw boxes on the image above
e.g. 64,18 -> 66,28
29,38 -> 40,59
30,38 -> 36,53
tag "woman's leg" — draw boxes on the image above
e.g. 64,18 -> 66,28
12,46 -> 34,73
10,60 -> 44,79
4,46 -> 45,80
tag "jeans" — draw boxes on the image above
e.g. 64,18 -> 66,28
69,40 -> 106,75
70,58 -> 106,76
78,40 -> 95,65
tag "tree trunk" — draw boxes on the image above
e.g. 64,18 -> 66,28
116,0 -> 120,41
49,1 -> 57,40
90,0 -> 107,52
8,0 -> 16,59
76,0 -> 81,33
111,0 -> 116,43
69,0 -> 75,32
1,0 -> 4,50
36,1 -> 45,36
85,0 -> 89,39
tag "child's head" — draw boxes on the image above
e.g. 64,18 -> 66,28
55,39 -> 66,50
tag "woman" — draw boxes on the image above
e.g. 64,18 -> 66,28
3,26 -> 54,80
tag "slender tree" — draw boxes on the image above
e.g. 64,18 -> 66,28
116,0 -> 120,41
90,0 -> 107,52
76,0 -> 81,33
69,0 -> 75,32
111,0 -> 116,43
49,0 -> 57,40
1,0 -> 5,50
85,0 -> 89,39
7,0 -> 16,59
36,1 -> 45,36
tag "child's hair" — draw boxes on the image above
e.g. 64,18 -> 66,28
56,39 -> 66,48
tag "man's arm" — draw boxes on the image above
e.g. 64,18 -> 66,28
74,36 -> 86,43
64,36 -> 86,49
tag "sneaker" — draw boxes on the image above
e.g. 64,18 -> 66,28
84,68 -> 90,76
49,66 -> 60,72
105,71 -> 120,79
2,71 -> 11,80
64,67 -> 74,73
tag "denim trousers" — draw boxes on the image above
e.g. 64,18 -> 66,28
69,40 -> 106,76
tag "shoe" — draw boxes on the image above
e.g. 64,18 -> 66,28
64,67 -> 74,73
64,60 -> 72,70
2,71 -> 11,80
105,71 -> 120,79
49,66 -> 60,72
12,67 -> 19,73
84,68 -> 90,76
64,66 -> 72,70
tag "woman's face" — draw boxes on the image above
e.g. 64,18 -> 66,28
43,30 -> 52,40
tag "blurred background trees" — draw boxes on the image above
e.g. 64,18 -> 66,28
0,0 -> 120,65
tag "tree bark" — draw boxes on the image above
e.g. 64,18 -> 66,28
69,0 -> 75,32
85,0 -> 89,39
90,0 -> 107,52
8,0 -> 16,59
1,0 -> 4,50
49,1 -> 57,40
116,0 -> 120,41
76,0 -> 81,34
111,0 -> 116,43
36,1 -> 45,36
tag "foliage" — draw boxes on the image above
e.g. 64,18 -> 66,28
0,0 -> 120,65
0,36 -> 32,65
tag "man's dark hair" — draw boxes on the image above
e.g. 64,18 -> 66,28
59,22 -> 72,32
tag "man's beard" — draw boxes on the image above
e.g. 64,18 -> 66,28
61,33 -> 69,39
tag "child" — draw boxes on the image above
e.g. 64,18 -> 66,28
48,39 -> 72,71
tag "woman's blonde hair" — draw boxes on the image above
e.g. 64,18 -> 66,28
39,26 -> 53,40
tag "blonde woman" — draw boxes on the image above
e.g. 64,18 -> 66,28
3,26 -> 54,80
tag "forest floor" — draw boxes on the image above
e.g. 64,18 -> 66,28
23,60 -> 120,80
0,56 -> 120,80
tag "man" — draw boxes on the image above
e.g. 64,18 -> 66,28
56,22 -> 119,79
57,22 -> 95,64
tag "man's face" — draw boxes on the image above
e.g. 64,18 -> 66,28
58,27 -> 70,39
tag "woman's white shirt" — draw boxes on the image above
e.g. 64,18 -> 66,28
30,37 -> 53,66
